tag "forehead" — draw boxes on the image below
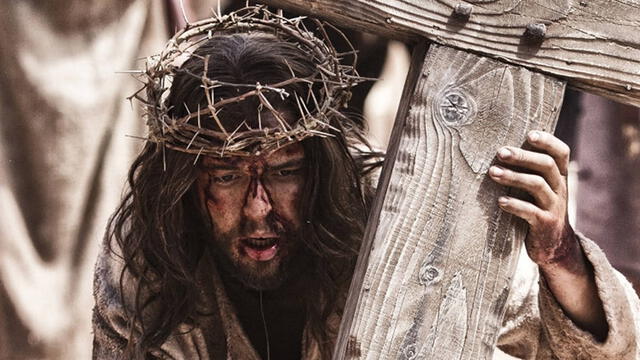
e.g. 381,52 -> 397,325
201,142 -> 305,168
254,108 -> 296,130
213,105 -> 298,134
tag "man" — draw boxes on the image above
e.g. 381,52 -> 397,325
93,6 -> 640,360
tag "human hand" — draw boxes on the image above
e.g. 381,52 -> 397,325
489,131 -> 609,338
489,131 -> 609,341
488,130 -> 581,270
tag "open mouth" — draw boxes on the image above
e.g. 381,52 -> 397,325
240,237 -> 279,261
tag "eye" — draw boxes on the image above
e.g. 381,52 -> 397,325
212,174 -> 240,184
277,169 -> 294,176
274,168 -> 302,177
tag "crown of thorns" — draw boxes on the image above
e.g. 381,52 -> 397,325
129,5 -> 364,158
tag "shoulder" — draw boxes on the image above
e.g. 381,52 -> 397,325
92,235 -> 133,357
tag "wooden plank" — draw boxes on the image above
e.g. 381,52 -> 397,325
335,41 -> 430,359
261,0 -> 640,107
333,43 -> 566,359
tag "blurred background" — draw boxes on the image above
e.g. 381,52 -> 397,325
0,1 -> 638,359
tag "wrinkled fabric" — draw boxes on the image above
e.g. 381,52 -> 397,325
93,232 -> 640,359
0,1 -> 167,358
496,233 -> 639,359
93,244 -> 325,360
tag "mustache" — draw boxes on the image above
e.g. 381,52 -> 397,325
239,211 -> 296,237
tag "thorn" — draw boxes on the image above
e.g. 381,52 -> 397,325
186,131 -> 200,150
197,104 -> 201,128
124,134 -> 149,141
193,147 -> 204,165
179,0 -> 191,25
163,145 -> 167,171
115,70 -> 145,74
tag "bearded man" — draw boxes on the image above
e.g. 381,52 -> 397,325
92,6 -> 640,360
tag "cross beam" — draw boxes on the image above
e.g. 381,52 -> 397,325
340,42 -> 563,359
263,0 -> 640,107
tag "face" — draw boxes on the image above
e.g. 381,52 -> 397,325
197,142 -> 307,290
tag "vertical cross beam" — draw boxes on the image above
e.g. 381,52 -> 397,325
334,43 -> 565,359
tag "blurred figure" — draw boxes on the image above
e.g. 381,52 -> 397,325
0,1 -> 167,358
573,93 -> 640,293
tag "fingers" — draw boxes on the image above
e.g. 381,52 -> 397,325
497,196 -> 544,226
526,131 -> 570,176
490,130 -> 571,234
496,146 -> 564,191
489,166 -> 555,208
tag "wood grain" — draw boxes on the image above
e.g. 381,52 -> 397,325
261,0 -> 640,107
335,41 -> 430,359
333,44 -> 566,359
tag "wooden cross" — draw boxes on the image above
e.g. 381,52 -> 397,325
263,1 -> 640,358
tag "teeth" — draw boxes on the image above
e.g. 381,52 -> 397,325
245,238 -> 277,247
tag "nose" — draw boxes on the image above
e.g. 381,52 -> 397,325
243,178 -> 273,220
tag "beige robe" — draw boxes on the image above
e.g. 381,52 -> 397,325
93,232 -> 640,359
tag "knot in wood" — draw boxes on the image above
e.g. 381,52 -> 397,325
524,23 -> 546,41
403,344 -> 418,359
453,3 -> 473,19
438,90 -> 474,126
419,264 -> 440,285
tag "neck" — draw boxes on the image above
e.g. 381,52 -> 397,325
220,269 -> 307,360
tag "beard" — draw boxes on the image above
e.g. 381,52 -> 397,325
208,212 -> 308,290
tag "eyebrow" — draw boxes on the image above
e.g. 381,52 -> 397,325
269,158 -> 305,170
200,159 -> 240,171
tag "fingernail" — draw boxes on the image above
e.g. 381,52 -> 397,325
498,148 -> 511,159
498,196 -> 508,206
529,131 -> 540,142
490,166 -> 504,176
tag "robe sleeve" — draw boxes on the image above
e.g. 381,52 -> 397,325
91,235 -> 219,360
496,232 -> 640,359
92,238 -> 132,360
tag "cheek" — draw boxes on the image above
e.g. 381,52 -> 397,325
268,180 -> 304,225
204,186 -> 246,234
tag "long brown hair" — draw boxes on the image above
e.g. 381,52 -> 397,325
108,33 -> 377,358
